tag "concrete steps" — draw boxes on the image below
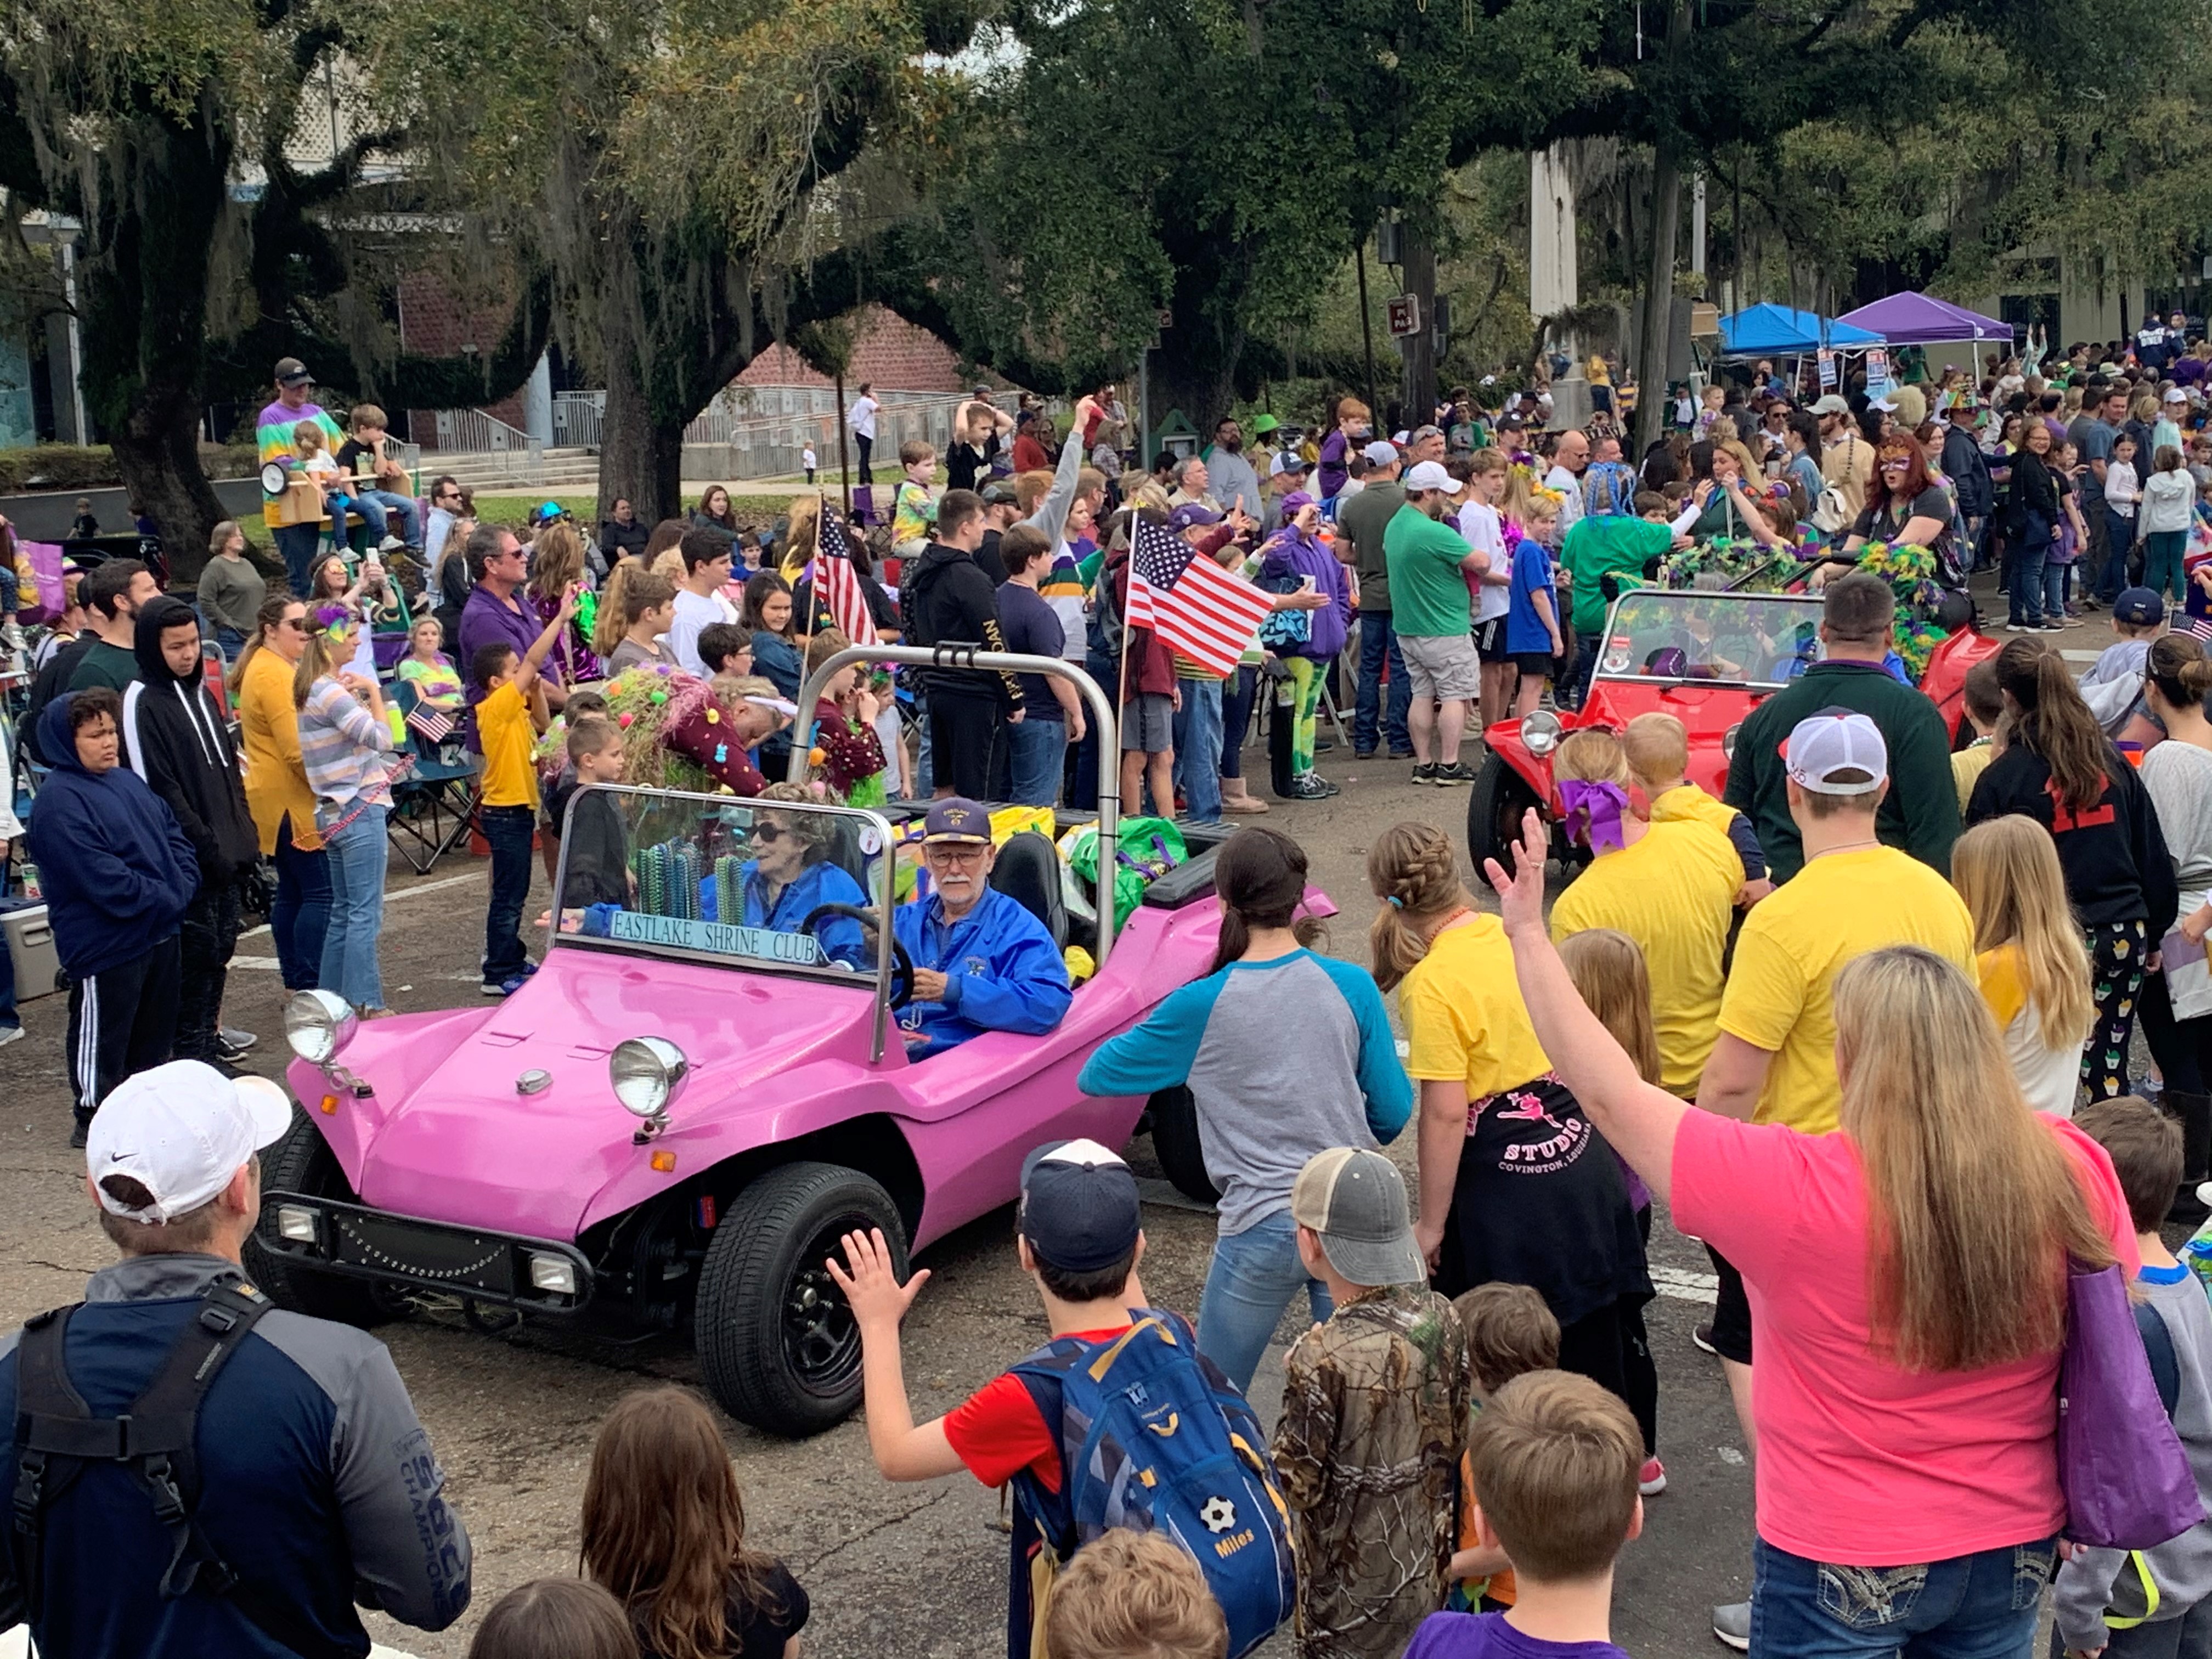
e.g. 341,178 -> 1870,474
418,446 -> 599,493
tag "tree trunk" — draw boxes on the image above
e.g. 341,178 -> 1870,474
1633,1 -> 1694,456
597,357 -> 682,524
110,399 -> 227,588
1400,230 -> 1438,434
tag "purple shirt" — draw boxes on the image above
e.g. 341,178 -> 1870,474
458,582 -> 545,749
1259,527 -> 1352,660
1404,1612 -> 1632,1659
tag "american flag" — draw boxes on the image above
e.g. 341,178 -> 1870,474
815,511 -> 878,646
404,701 -> 455,744
1124,515 -> 1273,678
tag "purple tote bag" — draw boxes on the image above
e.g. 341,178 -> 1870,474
2058,1259 -> 2204,1549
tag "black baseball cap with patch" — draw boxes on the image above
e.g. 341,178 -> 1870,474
273,357 -> 313,386
922,797 -> 992,843
1020,1139 -> 1141,1272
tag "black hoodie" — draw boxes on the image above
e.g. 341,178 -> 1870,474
902,539 -> 1025,709
120,596 -> 259,884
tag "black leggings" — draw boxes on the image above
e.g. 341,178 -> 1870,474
927,692 -> 1004,800
2142,971 -> 2212,1096
1558,1297 -> 1660,1458
2083,918 -> 2151,1102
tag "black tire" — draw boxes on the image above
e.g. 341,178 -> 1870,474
244,1110 -> 390,1328
1467,751 -> 1543,875
1147,1086 -> 1218,1204
695,1161 -> 907,1437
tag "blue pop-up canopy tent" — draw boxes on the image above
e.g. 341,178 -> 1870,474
1717,303 -> 1884,357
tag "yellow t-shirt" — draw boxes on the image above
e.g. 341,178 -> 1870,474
1401,915 -> 1553,1101
1951,740 -> 1994,817
1550,821 -> 1744,1097
1648,782 -> 1741,844
477,680 -> 540,810
1716,846 -> 1977,1135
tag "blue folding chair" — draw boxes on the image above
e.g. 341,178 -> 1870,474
386,676 -> 482,874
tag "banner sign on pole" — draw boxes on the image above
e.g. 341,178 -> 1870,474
1817,348 -> 1837,390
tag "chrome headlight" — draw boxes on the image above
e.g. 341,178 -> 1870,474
1519,710 -> 1564,758
284,990 -> 357,1066
1722,722 -> 1743,759
611,1037 -> 689,1121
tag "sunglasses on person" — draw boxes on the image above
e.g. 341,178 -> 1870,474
753,822 -> 791,844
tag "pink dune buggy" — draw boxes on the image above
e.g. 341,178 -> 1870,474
246,651 -> 1320,1436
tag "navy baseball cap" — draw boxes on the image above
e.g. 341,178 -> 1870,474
2114,588 -> 2169,626
922,797 -> 992,843
1020,1139 -> 1142,1272
1167,502 -> 1222,531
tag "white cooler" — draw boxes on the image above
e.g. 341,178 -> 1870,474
2,904 -> 59,1000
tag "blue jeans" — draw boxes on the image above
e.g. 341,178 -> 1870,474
1197,1211 -> 1335,1395
215,625 -> 247,659
480,804 -> 536,983
274,524 -> 321,597
2042,559 -> 2070,619
1006,716 -> 1068,807
1750,1533 -> 2057,1659
2006,516 -> 2050,625
1354,613 -> 1412,755
1220,665 -> 1257,781
271,814 -> 331,990
1572,629 -> 1605,708
1171,678 -> 1224,822
317,803 -> 388,1011
2103,510 -> 2137,601
354,489 -> 422,548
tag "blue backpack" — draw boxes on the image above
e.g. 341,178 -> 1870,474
1006,1311 -> 1294,1659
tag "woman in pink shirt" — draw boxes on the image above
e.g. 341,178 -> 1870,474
1483,812 -> 2137,1659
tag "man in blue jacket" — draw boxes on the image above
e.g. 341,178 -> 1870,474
0,1059 -> 471,1655
24,689 -> 199,1146
891,797 -> 1071,1059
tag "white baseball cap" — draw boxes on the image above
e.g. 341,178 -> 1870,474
1403,460 -> 1457,493
1785,711 -> 1888,796
87,1060 -> 294,1225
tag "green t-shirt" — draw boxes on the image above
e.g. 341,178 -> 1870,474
1559,516 -> 1672,636
67,639 -> 140,693
1383,504 -> 1476,637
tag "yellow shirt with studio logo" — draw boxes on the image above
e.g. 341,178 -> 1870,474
1550,820 -> 1745,1097
1716,845 -> 1976,1135
1401,915 -> 1554,1101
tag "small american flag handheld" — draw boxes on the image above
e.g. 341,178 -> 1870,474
816,512 -> 879,647
404,701 -> 456,744
1124,514 -> 1273,678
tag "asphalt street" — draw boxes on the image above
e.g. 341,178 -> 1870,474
1,751 -> 1762,1658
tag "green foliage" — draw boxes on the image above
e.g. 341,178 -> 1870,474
0,443 -> 256,494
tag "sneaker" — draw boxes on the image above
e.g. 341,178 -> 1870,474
1409,763 -> 1438,786
1389,748 -> 1418,760
1354,748 -> 1378,760
1639,1457 -> 1668,1496
482,973 -> 532,997
2041,619 -> 2069,631
215,1034 -> 253,1065
1315,775 -> 1341,797
2005,622 -> 2035,633
1713,1602 -> 1751,1651
1432,761 -> 1478,786
1314,737 -> 1335,754
0,1024 -> 21,1050
1692,1322 -> 1718,1356
377,534 -> 404,553
218,1024 -> 257,1052
1284,775 -> 1333,801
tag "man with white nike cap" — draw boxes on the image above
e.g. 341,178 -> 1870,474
0,1060 -> 471,1657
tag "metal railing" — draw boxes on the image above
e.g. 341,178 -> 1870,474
426,407 -> 545,484
788,646 -> 1121,974
553,391 -> 603,450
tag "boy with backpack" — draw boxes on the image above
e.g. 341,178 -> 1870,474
831,1139 -> 1295,1659
2056,1097 -> 2212,1658
1273,1147 -> 1469,1658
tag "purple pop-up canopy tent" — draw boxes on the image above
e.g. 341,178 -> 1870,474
1836,292 -> 2012,347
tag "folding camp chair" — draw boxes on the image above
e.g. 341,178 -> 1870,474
386,677 -> 482,874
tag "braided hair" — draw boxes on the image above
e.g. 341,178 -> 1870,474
1367,822 -> 1478,992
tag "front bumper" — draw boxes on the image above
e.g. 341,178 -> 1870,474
258,1191 -> 596,1313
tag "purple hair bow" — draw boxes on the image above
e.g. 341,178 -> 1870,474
1559,778 -> 1631,854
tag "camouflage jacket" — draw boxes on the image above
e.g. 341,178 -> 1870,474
1272,1283 -> 1470,1659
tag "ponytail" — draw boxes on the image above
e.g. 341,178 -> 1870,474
2148,631 -> 2212,712
1365,822 -> 1477,992
1208,826 -> 1324,974
593,560 -> 634,657
1995,637 -> 2109,813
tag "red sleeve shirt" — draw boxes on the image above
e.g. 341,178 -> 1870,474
941,1325 -> 1135,1494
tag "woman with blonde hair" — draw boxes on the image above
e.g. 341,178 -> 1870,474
293,610 -> 396,1015
591,558 -> 637,659
1483,814 -> 2134,1656
1950,816 -> 2093,1117
1368,820 -> 1655,1471
582,1384 -> 808,1659
776,493 -> 821,586
528,520 -> 602,682
1547,729 -> 1741,1103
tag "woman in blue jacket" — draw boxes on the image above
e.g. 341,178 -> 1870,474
1077,826 -> 1410,1391
25,688 -> 198,1144
731,786 -> 868,969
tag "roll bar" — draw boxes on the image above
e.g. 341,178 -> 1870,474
788,644 -> 1121,971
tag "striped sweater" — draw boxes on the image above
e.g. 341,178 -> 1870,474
298,677 -> 396,809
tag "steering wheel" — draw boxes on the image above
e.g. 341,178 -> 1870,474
799,902 -> 914,1007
